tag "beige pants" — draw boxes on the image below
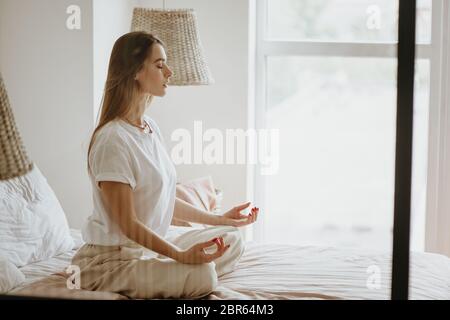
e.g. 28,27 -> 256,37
71,225 -> 245,299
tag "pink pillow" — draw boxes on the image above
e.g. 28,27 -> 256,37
172,176 -> 220,227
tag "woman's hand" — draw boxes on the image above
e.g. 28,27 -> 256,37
221,202 -> 259,227
176,237 -> 229,264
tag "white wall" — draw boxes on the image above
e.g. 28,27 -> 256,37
137,0 -> 251,213
0,0 -> 93,228
93,0 -> 135,121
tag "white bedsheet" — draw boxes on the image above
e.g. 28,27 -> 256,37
210,242 -> 450,300
10,229 -> 83,292
8,228 -> 450,299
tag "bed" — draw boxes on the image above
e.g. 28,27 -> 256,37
6,228 -> 450,300
1,166 -> 449,300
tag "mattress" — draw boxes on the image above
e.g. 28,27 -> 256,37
8,228 -> 450,300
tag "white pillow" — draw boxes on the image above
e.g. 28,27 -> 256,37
0,256 -> 25,293
0,164 -> 74,267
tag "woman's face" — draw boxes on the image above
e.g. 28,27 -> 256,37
136,44 -> 173,97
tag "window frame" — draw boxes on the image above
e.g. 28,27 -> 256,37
424,0 -> 450,256
251,0 -> 447,249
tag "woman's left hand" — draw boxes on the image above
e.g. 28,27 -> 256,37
221,202 -> 259,227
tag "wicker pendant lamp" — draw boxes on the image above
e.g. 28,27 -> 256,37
0,72 -> 33,180
131,2 -> 214,86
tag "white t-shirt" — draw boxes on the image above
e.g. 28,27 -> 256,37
82,115 -> 177,247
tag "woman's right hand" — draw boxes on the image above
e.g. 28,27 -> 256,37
176,237 -> 230,264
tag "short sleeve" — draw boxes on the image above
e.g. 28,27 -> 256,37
90,143 -> 137,190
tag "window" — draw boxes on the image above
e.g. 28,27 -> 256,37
253,0 -> 439,251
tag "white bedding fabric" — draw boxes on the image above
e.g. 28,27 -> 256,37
7,228 -> 450,299
9,229 -> 83,292
0,256 -> 26,293
209,242 -> 450,300
0,165 -> 74,267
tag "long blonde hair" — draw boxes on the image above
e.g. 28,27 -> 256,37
87,31 -> 165,173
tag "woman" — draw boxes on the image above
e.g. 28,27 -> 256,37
72,31 -> 259,299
